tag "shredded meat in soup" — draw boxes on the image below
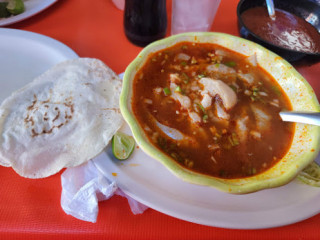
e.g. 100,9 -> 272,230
132,42 -> 294,179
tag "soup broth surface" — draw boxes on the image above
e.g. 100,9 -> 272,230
132,42 -> 294,179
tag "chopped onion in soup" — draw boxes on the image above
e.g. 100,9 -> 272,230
132,42 -> 294,179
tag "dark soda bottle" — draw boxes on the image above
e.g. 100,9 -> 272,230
124,0 -> 167,47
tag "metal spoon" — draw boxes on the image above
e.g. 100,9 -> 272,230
266,0 -> 276,20
280,111 -> 320,126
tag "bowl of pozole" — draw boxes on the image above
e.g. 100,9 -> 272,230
120,32 -> 320,194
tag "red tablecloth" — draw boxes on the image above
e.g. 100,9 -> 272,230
1,0 -> 320,239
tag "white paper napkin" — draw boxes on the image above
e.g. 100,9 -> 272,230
61,160 -> 148,223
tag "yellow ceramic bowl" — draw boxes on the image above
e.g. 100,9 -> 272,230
120,32 -> 320,194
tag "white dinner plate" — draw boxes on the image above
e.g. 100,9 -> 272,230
0,28 -> 78,102
94,123 -> 320,229
0,0 -> 57,27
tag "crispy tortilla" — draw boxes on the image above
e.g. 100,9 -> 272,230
0,58 -> 123,178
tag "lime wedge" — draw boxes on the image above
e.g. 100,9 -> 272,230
6,0 -> 25,15
112,132 -> 135,160
297,161 -> 320,187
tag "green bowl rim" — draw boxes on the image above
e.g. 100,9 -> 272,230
120,32 -> 320,194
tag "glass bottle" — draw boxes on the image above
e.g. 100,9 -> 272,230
124,0 -> 167,47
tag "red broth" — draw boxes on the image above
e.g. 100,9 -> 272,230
132,42 -> 294,179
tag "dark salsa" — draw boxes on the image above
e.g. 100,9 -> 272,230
241,7 -> 320,53
132,42 -> 294,179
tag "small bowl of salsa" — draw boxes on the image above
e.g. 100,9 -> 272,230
237,0 -> 320,61
120,32 -> 320,194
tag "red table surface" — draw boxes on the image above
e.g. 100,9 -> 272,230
1,0 -> 320,239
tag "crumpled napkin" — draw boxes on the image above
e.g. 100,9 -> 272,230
61,160 -> 148,223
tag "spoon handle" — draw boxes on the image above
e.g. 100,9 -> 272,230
266,0 -> 276,19
280,112 -> 320,126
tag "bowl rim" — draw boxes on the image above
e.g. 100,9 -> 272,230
120,32 -> 320,194
236,0 -> 320,57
